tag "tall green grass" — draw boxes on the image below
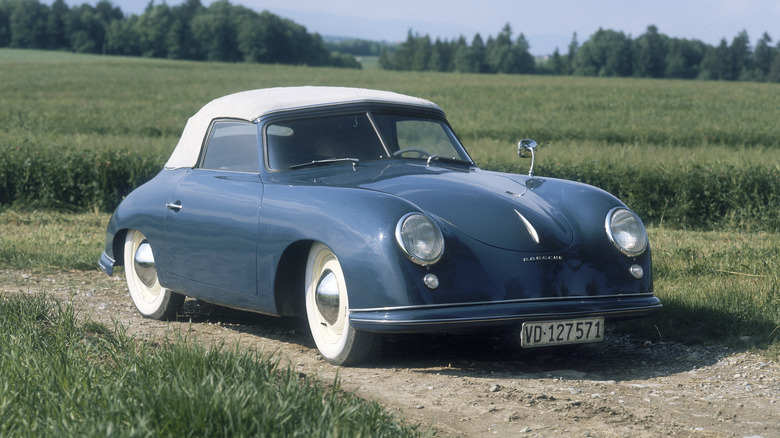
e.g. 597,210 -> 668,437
622,227 -> 779,359
0,210 -> 106,270
0,294 -> 427,437
1,49 -> 778,228
0,146 -> 166,211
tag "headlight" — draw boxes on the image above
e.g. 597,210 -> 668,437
395,213 -> 444,265
605,207 -> 648,256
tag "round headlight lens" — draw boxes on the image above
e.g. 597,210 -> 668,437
395,213 -> 444,265
606,208 -> 648,256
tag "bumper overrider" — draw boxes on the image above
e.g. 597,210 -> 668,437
99,251 -> 115,276
349,294 -> 661,333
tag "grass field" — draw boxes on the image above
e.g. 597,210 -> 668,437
3,48 -> 779,158
0,49 -> 777,427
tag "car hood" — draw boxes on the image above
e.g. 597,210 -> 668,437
312,162 -> 575,252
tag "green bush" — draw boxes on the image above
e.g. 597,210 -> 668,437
484,159 -> 780,232
1,144 -> 777,231
0,145 -> 166,211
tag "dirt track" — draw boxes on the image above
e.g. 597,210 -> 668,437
2,269 -> 778,437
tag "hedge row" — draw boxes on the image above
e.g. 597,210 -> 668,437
0,146 -> 166,212
1,146 -> 777,231
484,160 -> 778,232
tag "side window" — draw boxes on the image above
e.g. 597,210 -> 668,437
200,120 -> 259,172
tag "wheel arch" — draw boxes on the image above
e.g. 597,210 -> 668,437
111,228 -> 129,266
101,168 -> 181,273
111,226 -> 164,268
273,240 -> 314,317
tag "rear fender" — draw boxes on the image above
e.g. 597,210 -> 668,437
100,170 -> 184,281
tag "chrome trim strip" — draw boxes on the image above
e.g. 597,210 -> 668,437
350,293 -> 656,313
514,209 -> 540,244
364,112 -> 391,157
351,305 -> 662,326
101,253 -> 115,265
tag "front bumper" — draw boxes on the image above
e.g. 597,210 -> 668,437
349,294 -> 661,333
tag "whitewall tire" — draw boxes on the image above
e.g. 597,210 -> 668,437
305,242 -> 376,365
124,229 -> 184,320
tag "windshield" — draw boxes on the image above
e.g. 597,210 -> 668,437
371,114 -> 469,162
265,111 -> 471,170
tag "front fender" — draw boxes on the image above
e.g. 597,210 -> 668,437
259,184 -> 427,310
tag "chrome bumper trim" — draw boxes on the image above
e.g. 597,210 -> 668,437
98,251 -> 115,276
350,292 -> 656,313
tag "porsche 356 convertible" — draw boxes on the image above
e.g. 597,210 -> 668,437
99,86 -> 660,365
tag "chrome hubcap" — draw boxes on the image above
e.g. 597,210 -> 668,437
134,241 -> 157,288
315,270 -> 340,325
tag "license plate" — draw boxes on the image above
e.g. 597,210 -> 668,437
520,317 -> 604,347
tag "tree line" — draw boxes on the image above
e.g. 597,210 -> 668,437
3,0 -> 779,82
380,24 -> 780,82
0,0 -> 361,68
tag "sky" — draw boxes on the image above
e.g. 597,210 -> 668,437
83,0 -> 780,56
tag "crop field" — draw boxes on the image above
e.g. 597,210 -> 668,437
0,49 -> 778,432
2,49 -> 778,229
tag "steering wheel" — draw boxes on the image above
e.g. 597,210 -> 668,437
393,148 -> 433,158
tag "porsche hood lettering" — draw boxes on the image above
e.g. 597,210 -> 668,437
523,255 -> 564,262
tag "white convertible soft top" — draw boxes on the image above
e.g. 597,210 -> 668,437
164,86 -> 441,169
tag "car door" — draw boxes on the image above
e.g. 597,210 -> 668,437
164,120 -> 263,297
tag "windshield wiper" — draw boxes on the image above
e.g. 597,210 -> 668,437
426,155 -> 472,167
289,157 -> 359,170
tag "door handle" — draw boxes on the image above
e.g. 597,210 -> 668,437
166,201 -> 183,212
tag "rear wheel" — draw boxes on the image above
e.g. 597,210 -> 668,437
305,243 -> 376,365
124,229 -> 184,320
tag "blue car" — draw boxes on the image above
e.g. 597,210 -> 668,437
99,87 -> 660,365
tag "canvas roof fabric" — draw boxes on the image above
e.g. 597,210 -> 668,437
164,86 -> 441,169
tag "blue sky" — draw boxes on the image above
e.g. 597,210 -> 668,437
87,0 -> 780,55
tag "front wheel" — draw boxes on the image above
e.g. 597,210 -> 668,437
124,229 -> 184,320
305,243 -> 376,365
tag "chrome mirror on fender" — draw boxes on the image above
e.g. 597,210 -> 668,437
517,139 -> 538,177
